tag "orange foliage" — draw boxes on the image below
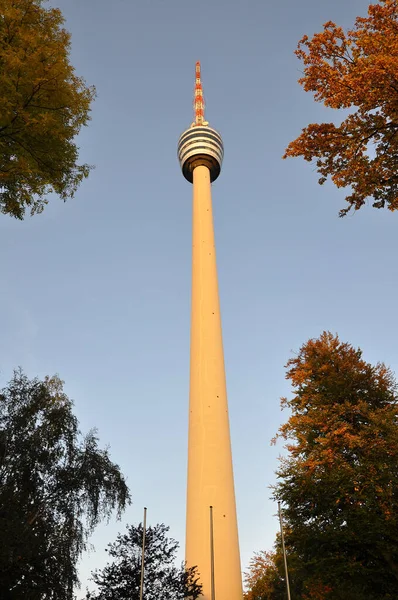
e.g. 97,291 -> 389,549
302,579 -> 333,600
271,332 -> 398,596
276,331 -> 398,518
284,0 -> 398,216
243,551 -> 283,600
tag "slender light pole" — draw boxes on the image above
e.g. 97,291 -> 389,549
278,501 -> 292,600
139,507 -> 147,600
209,506 -> 216,600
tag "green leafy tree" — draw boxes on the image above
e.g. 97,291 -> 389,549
0,0 -> 95,219
272,332 -> 398,599
0,369 -> 130,600
85,522 -> 202,600
284,0 -> 398,216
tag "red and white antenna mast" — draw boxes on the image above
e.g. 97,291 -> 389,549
193,61 -> 208,127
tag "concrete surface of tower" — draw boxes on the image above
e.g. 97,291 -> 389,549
177,62 -> 243,600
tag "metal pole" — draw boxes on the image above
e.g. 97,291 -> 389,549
209,506 -> 216,600
278,501 -> 291,600
139,507 -> 147,600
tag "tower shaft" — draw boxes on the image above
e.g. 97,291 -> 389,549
186,164 -> 242,600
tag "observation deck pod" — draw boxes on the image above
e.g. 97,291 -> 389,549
178,126 -> 224,183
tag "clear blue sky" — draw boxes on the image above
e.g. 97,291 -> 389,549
1,0 -> 396,595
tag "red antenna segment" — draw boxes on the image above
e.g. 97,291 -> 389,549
194,61 -> 207,126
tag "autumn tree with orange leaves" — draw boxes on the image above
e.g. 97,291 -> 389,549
284,0 -> 398,216
0,0 -> 95,218
270,332 -> 398,599
243,550 -> 285,600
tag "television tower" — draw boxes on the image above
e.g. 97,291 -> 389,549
177,62 -> 243,600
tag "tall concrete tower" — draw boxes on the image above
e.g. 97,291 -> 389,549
177,62 -> 243,600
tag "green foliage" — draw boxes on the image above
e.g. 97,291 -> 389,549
272,332 -> 398,599
0,0 -> 95,218
85,522 -> 202,600
0,370 -> 130,600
